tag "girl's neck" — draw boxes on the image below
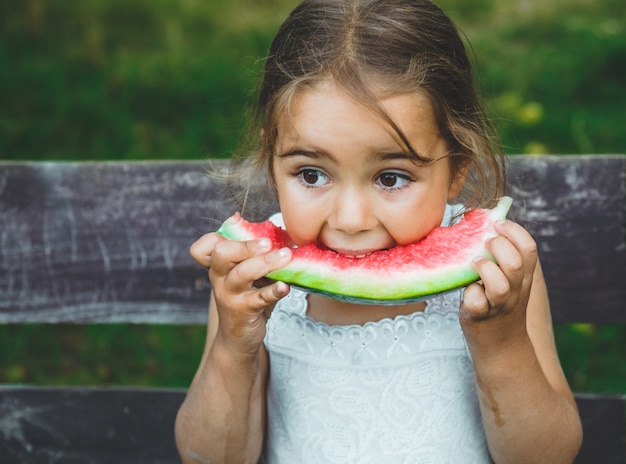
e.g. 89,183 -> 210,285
306,293 -> 427,326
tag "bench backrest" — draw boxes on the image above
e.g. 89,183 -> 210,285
1,155 -> 625,463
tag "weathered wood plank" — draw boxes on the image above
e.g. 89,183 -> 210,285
0,386 -> 185,464
1,156 -> 624,323
0,161 -> 276,323
507,155 -> 626,324
0,386 -> 621,463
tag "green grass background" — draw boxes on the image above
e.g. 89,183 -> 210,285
1,0 -> 625,393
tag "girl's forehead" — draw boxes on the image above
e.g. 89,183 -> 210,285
274,83 -> 444,159
280,82 -> 436,132
299,77 -> 431,102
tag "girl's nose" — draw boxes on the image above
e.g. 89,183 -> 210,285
328,187 -> 377,234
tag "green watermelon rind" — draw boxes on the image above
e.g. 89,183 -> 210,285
266,248 -> 493,303
217,196 -> 512,304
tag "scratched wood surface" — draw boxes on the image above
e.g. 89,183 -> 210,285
0,388 -> 622,463
0,161 -> 277,323
0,155 -> 624,324
506,155 -> 626,324
0,386 -> 185,464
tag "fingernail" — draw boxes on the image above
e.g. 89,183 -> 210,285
277,247 -> 291,258
276,281 -> 290,296
258,238 -> 271,249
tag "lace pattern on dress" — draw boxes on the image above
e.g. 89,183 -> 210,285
266,288 -> 469,367
262,289 -> 490,464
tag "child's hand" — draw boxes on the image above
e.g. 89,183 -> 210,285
460,220 -> 538,346
191,233 -> 292,355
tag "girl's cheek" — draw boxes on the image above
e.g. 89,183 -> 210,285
284,217 -> 322,246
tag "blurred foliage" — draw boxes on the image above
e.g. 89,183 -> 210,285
1,323 -> 624,394
0,324 -> 205,387
0,0 -> 296,160
1,0 -> 625,393
1,0 -> 625,160
451,0 -> 626,154
555,324 -> 626,394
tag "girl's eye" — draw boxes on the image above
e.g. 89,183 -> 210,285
377,171 -> 411,189
297,168 -> 329,188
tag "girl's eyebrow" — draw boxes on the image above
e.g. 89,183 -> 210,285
277,148 -> 421,162
276,148 -> 336,161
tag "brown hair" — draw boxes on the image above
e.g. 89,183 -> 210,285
231,0 -> 505,211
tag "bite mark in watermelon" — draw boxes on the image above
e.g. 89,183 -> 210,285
217,196 -> 513,304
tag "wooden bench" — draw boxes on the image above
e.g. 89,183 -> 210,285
1,155 -> 624,463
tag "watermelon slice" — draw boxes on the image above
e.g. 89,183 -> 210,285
217,196 -> 513,305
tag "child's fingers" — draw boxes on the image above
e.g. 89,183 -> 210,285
493,220 -> 538,279
223,246 -> 292,293
208,237 -> 274,275
207,239 -> 292,296
462,220 -> 538,319
461,281 -> 490,319
191,234 -> 278,270
254,280 -> 291,309
190,232 -> 225,268
472,254 -> 512,309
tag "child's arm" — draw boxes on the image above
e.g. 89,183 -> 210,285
460,220 -> 582,464
175,233 -> 292,464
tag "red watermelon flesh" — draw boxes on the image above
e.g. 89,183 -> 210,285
217,196 -> 513,304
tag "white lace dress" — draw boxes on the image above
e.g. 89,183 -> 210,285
261,288 -> 490,463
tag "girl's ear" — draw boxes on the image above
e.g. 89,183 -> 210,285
447,163 -> 469,201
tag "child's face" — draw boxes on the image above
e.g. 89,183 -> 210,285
271,82 -> 463,256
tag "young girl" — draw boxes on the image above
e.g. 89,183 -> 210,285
175,1 -> 582,462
